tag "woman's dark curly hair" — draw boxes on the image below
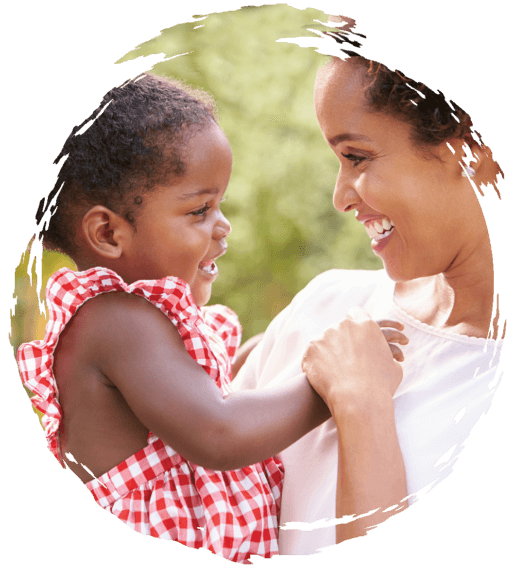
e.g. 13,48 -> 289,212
326,29 -> 475,149
352,57 -> 474,149
37,73 -> 218,257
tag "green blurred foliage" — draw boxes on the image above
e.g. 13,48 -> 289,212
11,4 -> 381,361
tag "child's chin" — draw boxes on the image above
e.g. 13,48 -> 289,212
191,284 -> 212,307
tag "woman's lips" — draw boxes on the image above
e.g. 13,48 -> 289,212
371,228 -> 395,252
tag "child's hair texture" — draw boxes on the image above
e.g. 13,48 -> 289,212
37,73 -> 218,257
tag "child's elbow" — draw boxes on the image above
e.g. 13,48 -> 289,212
205,438 -> 257,471
189,424 -> 237,471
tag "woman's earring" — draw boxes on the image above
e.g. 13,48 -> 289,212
461,165 -> 475,178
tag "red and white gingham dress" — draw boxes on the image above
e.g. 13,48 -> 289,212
17,267 -> 284,563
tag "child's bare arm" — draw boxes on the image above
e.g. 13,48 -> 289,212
85,292 -> 329,471
86,294 -> 407,472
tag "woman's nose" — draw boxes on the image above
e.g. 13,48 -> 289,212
333,167 -> 362,213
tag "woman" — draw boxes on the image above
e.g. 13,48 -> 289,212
15,8 -> 504,549
232,52 -> 503,554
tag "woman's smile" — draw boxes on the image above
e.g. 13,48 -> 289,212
314,59 -> 490,284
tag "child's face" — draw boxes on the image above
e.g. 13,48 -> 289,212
123,124 -> 232,306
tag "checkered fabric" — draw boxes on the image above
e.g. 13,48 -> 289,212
17,267 -> 284,562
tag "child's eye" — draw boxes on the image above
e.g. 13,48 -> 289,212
342,153 -> 366,167
191,204 -> 211,217
190,195 -> 227,218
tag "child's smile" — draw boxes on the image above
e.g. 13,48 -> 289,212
121,123 -> 233,306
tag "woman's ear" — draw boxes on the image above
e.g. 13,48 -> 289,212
81,205 -> 131,260
466,142 -> 503,196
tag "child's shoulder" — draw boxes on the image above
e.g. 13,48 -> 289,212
47,266 -> 198,324
72,286 -> 175,342
55,290 -> 153,373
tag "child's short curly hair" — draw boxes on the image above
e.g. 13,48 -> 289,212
37,73 -> 218,257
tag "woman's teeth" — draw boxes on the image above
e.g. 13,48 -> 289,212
365,218 -> 395,241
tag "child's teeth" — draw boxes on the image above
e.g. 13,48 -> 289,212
373,221 -> 383,233
382,219 -> 392,231
199,261 -> 217,275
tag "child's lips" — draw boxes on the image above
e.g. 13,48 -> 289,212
198,245 -> 227,270
198,246 -> 227,276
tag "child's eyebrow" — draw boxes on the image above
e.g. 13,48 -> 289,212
176,188 -> 220,200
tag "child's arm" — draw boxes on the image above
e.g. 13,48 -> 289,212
84,292 -> 404,472
84,291 -> 327,471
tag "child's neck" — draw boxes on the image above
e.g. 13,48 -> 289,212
74,256 -> 126,280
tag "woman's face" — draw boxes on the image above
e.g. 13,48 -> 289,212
314,59 -> 487,283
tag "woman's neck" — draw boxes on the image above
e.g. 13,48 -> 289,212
393,240 -> 499,339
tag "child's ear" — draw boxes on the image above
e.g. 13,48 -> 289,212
81,205 -> 131,259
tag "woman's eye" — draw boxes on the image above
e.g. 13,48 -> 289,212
342,153 -> 366,167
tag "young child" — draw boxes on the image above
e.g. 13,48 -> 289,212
17,74 -> 406,563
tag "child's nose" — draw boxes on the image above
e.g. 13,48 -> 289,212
214,213 -> 231,240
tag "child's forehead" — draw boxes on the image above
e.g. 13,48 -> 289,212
157,121 -> 228,160
145,131 -> 232,203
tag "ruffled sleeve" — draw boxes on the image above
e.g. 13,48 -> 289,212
17,266 -> 240,464
17,267 -> 131,465
201,305 -> 242,364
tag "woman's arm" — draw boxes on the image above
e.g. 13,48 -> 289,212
332,395 -> 408,541
302,307 -> 408,542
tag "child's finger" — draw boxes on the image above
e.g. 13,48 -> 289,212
381,328 -> 409,345
376,319 -> 404,331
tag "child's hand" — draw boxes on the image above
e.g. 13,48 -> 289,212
301,308 -> 407,408
375,319 -> 409,363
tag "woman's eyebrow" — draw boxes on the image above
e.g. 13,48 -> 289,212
328,133 -> 371,146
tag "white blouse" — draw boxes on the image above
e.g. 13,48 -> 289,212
231,269 -> 502,555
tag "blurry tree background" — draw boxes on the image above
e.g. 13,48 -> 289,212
11,4 -> 382,373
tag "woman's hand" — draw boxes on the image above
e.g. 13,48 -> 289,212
301,307 -> 408,412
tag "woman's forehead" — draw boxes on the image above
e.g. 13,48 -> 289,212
316,56 -> 363,81
315,60 -> 367,123
315,59 -> 367,105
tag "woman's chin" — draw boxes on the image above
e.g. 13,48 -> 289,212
382,262 -> 415,283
